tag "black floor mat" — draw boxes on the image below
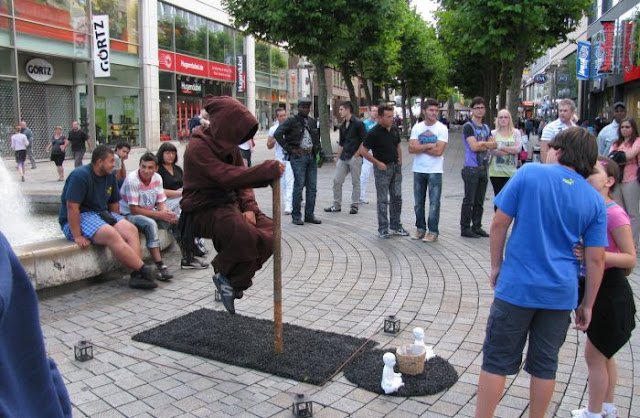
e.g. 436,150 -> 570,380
132,308 -> 376,385
343,348 -> 459,396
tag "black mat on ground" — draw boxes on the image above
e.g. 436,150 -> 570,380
343,348 -> 459,396
132,308 -> 376,385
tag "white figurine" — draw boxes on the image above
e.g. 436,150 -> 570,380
381,352 -> 404,394
413,327 -> 435,361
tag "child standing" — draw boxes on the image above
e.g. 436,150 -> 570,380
10,125 -> 29,182
573,155 -> 637,418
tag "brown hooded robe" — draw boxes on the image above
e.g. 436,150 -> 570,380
181,96 -> 282,291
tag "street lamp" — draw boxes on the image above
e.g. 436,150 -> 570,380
298,58 -> 315,116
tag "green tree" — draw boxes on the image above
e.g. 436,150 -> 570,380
209,30 -> 233,63
223,0 -> 385,157
255,42 -> 270,73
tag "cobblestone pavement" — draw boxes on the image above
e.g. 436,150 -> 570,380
11,128 -> 640,417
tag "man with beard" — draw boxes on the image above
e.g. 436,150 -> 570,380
180,96 -> 284,314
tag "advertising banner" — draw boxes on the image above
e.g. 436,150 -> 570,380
598,21 -> 615,74
576,41 -> 590,80
236,55 -> 247,93
92,15 -> 110,77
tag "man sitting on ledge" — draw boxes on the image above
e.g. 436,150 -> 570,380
59,145 -> 158,290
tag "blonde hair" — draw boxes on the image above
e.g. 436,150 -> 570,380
55,125 -> 62,130
494,109 -> 514,136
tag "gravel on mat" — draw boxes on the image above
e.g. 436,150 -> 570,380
132,308 -> 377,385
343,348 -> 459,396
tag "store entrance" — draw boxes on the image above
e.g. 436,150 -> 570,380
20,83 -> 73,159
177,96 -> 202,141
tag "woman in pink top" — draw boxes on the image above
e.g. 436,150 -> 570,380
573,155 -> 636,418
609,117 -> 640,246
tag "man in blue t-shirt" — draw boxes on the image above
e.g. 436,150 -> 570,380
59,145 -> 158,289
460,97 -> 497,238
475,127 -> 607,418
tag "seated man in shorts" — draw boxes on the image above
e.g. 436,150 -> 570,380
59,145 -> 158,289
475,127 -> 608,418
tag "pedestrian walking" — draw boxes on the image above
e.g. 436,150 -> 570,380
571,155 -> 636,418
45,125 -> 67,181
475,127 -> 607,418
10,125 -> 28,182
67,121 -> 91,168
20,120 -> 36,169
267,107 -> 294,214
489,109 -> 521,207
409,98 -> 448,242
359,105 -> 378,204
325,101 -> 366,215
460,97 -> 497,238
358,105 -> 409,238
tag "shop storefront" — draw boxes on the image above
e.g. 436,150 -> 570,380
156,2 -> 242,141
0,0 -> 142,158
255,42 -> 290,131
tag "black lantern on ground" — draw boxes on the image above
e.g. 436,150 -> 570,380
74,340 -> 93,361
383,315 -> 401,334
214,290 -> 221,301
292,393 -> 313,417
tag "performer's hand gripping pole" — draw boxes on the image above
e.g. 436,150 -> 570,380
272,179 -> 283,354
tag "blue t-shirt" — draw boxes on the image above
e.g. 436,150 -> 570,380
462,121 -> 492,167
58,164 -> 120,225
0,232 -> 72,418
363,118 -> 377,132
494,163 -> 607,310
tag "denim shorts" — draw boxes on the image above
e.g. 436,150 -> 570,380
482,298 -> 571,379
62,211 -> 124,241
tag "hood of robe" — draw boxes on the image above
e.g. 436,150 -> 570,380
202,95 -> 258,157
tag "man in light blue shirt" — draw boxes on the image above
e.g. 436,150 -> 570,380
597,102 -> 626,156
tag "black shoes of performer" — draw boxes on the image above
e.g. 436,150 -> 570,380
473,227 -> 490,237
304,217 -> 322,224
212,273 -> 243,314
129,266 -> 158,289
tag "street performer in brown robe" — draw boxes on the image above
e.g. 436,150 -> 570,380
180,96 -> 284,314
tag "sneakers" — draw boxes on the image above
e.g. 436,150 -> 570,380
461,228 -> 480,238
349,206 -> 358,214
392,227 -> 410,236
129,266 -> 158,289
181,257 -> 209,269
304,217 -> 322,224
212,273 -> 241,314
473,227 -> 490,237
571,407 -> 617,418
423,233 -> 438,242
324,205 -> 341,212
292,218 -> 304,225
378,230 -> 390,239
156,264 -> 173,281
411,230 -> 425,240
358,199 -> 369,204
284,209 -> 292,215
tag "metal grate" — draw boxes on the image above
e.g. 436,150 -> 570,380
0,79 -> 16,160
19,83 -> 74,160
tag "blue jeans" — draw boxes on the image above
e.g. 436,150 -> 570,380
413,172 -> 442,235
373,162 -> 403,233
289,153 -> 317,221
125,214 -> 174,249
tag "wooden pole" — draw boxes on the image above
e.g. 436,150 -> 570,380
272,178 -> 283,354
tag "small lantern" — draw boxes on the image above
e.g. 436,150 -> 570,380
74,340 -> 93,362
214,290 -> 221,301
383,315 -> 401,334
292,393 -> 313,417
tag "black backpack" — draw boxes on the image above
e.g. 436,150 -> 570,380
607,150 -> 627,184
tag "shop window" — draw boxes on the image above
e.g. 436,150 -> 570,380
0,47 -> 14,75
101,64 -> 140,88
256,42 -> 270,74
208,23 -> 234,64
157,2 -> 174,51
235,33 -> 244,57
0,16 -> 12,48
95,86 -> 141,147
159,71 -> 174,90
160,92 -> 175,142
92,0 -> 139,50
174,9 -> 206,58
14,0 -> 79,31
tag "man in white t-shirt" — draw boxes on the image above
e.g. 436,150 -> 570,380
267,107 -> 294,214
409,98 -> 449,242
540,98 -> 577,163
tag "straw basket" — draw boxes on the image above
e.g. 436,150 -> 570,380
395,344 -> 426,375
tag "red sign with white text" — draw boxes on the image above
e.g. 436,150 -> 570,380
623,20 -> 640,82
209,61 -> 235,81
158,50 -> 236,82
599,21 -> 615,74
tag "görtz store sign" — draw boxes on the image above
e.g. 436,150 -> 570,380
25,58 -> 54,82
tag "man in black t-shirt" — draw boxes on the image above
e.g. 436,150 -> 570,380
358,105 -> 409,238
68,121 -> 91,167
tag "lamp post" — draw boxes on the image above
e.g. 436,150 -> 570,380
298,58 -> 315,116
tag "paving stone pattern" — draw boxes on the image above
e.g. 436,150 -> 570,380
13,129 -> 640,417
